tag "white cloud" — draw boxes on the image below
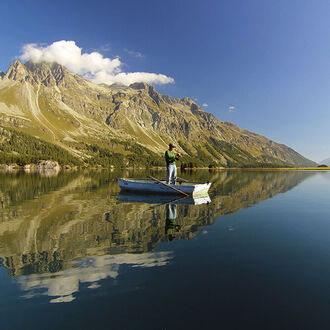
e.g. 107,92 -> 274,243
19,40 -> 174,86
93,44 -> 111,54
202,103 -> 208,107
124,48 -> 144,58
229,105 -> 235,112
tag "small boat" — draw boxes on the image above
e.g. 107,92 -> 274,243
118,178 -> 211,197
118,191 -> 211,205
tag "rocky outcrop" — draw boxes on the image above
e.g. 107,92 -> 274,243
35,160 -> 60,169
3,60 -> 30,82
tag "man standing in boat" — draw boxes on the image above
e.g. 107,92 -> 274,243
165,143 -> 181,185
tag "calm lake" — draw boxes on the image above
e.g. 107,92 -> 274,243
0,169 -> 330,329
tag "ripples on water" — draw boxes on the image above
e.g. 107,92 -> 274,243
0,169 -> 329,329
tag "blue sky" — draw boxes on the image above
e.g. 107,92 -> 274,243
1,0 -> 329,162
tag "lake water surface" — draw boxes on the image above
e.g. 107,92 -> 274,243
0,169 -> 329,329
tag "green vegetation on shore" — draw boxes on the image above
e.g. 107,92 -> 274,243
0,126 -> 81,166
0,126 -> 319,170
85,141 -> 164,168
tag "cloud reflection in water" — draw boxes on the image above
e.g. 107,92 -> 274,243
16,251 -> 173,303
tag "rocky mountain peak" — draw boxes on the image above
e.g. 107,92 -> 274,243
181,96 -> 192,104
50,63 -> 66,83
129,82 -> 149,90
129,82 -> 161,104
129,82 -> 156,95
24,61 -> 70,86
179,96 -> 196,108
108,82 -> 128,90
4,60 -> 29,81
2,60 -> 71,86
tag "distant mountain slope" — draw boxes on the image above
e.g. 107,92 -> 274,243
319,158 -> 330,166
0,60 -> 316,167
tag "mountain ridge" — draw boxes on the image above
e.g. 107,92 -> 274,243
319,158 -> 330,166
0,60 -> 316,167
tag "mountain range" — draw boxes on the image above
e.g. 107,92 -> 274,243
0,60 -> 316,167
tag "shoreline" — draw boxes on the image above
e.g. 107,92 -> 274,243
0,162 -> 329,173
224,167 -> 330,171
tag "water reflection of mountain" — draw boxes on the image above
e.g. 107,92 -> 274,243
0,170 -> 315,278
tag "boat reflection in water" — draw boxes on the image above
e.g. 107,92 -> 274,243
118,192 -> 211,242
117,191 -> 211,205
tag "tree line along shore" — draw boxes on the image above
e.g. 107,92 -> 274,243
1,126 -> 325,171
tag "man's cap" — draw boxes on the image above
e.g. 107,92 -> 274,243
169,143 -> 176,148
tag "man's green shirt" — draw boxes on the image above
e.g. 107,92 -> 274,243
165,150 -> 176,165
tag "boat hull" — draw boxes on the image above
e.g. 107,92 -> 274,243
118,178 -> 211,197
